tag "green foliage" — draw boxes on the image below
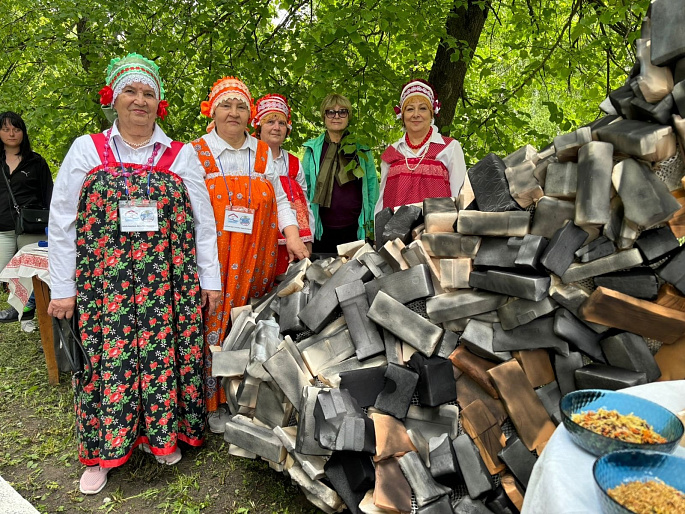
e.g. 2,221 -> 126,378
1,0 -> 650,171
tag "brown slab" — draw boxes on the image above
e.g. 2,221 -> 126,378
655,283 -> 685,312
456,373 -> 507,425
370,413 -> 417,462
579,287 -> 685,344
501,472 -> 524,511
373,456 -> 412,513
461,399 -> 506,474
655,334 -> 685,381
33,277 -> 59,385
513,349 -> 555,388
448,346 -> 499,398
487,360 -> 555,452
667,189 -> 685,238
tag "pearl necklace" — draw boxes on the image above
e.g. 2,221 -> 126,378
404,144 -> 429,172
121,135 -> 152,148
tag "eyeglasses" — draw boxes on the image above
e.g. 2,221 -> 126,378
325,109 -> 349,119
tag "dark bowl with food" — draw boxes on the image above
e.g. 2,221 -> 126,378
593,450 -> 685,514
560,389 -> 684,457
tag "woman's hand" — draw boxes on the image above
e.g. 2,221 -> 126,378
201,289 -> 221,315
283,225 -> 310,262
48,296 -> 76,319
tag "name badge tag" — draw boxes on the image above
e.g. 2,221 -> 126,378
224,206 -> 255,234
119,200 -> 159,232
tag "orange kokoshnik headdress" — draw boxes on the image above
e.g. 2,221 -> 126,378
201,77 -> 254,133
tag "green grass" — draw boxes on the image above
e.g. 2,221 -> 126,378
0,295 -> 318,514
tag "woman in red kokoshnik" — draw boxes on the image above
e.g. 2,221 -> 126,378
48,53 -> 221,495
253,93 -> 314,275
375,79 -> 467,214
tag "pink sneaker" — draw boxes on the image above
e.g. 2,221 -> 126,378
140,443 -> 182,465
79,466 -> 109,495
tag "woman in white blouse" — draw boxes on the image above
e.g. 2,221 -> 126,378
47,53 -> 220,495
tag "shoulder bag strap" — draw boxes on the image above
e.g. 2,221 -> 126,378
1,161 -> 21,219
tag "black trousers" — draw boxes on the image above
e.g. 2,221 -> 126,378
313,224 -> 359,255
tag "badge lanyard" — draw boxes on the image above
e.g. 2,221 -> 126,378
111,138 -> 155,199
218,147 -> 255,234
109,134 -> 161,232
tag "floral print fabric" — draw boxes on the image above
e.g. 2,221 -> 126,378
74,158 -> 205,468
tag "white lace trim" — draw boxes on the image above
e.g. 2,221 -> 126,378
112,74 -> 160,104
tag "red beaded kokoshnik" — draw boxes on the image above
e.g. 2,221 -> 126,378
405,127 -> 433,150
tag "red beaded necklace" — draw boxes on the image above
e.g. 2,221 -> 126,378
405,127 -> 433,150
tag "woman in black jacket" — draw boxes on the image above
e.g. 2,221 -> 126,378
0,111 -> 53,322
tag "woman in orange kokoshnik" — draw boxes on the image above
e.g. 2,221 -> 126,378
176,77 -> 309,427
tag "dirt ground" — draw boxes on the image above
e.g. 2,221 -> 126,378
0,304 -> 317,514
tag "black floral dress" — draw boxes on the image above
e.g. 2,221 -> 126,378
74,133 -> 205,467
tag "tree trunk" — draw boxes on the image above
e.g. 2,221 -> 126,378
429,0 -> 491,130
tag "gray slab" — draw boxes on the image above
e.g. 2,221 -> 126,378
301,328 -> 356,376
279,290 -> 308,335
531,197 -> 576,239
593,268 -> 659,301
469,270 -> 549,302
436,330 -> 460,359
575,141 -> 614,226
398,451 -> 452,507
368,291 -> 444,357
562,248 -> 643,283
467,153 -> 522,212
474,237 -> 520,268
298,259 -> 373,333
358,250 -> 394,278
544,162 -> 577,199
553,127 -> 592,162
454,496 -> 494,514
574,364 -> 648,391
514,234 -> 549,270
553,308 -> 605,363
498,435 -> 537,489
594,119 -> 676,162
453,434 -> 496,499
336,280 -> 385,360
631,94 -> 675,125
575,236 -> 616,263
263,347 -> 312,411
314,388 -> 374,452
536,381 -> 562,425
421,233 -> 482,259
405,404 -> 460,441
211,349 -> 250,377
374,363 -> 419,419
492,318 -> 570,356
457,211 -> 530,237
374,264 -> 435,304
658,245 -> 685,294
553,351 -> 584,396
296,386 -> 332,456
317,355 -> 388,389
634,227 -> 680,263
612,158 -> 681,228
254,381 -> 292,429
600,332 -> 661,382
426,290 -> 508,323
461,320 -> 512,362
497,297 -> 557,331
540,221 -> 588,277
651,0 -> 685,65
224,415 -> 286,463
503,144 -> 538,168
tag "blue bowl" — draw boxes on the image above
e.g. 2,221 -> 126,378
560,389 -> 684,457
593,450 -> 685,514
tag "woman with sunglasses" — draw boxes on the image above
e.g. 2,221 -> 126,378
302,94 -> 378,254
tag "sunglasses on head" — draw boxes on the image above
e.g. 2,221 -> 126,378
325,109 -> 349,119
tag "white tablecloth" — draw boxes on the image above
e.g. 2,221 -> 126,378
522,380 -> 685,513
0,243 -> 50,315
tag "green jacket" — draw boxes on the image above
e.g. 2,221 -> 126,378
302,132 -> 379,241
